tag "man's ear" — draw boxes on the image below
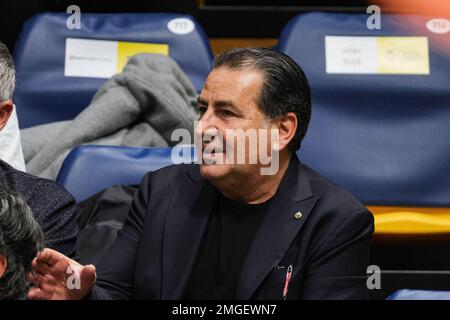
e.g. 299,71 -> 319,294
0,100 -> 13,130
274,112 -> 297,151
0,255 -> 7,278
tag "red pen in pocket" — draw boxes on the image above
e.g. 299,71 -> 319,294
282,265 -> 293,300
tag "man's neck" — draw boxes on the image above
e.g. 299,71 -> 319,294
213,153 -> 292,204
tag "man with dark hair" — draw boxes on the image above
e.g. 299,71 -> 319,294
212,47 -> 311,152
0,182 -> 44,299
30,48 -> 374,300
0,41 -> 79,259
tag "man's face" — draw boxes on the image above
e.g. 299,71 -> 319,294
196,67 -> 277,183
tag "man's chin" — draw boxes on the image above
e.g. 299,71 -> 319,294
199,162 -> 230,181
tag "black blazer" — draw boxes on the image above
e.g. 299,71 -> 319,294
90,155 -> 374,300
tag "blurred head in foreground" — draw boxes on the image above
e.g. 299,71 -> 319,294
0,181 -> 44,299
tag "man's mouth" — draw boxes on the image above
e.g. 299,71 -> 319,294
202,143 -> 224,154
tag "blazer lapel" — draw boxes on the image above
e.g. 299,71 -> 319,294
236,157 -> 318,299
161,165 -> 217,299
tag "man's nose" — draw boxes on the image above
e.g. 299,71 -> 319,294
196,121 -> 222,148
195,109 -> 216,136
196,124 -> 220,141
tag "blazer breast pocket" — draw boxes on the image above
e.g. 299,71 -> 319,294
262,268 -> 290,288
257,266 -> 300,300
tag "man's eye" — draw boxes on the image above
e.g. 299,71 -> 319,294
219,110 -> 235,118
198,106 -> 207,114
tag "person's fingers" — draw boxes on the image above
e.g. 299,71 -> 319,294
81,265 -> 97,285
38,279 -> 63,294
34,255 -> 75,278
28,287 -> 51,300
28,271 -> 44,285
28,270 -> 58,287
31,257 -> 40,273
34,259 -> 55,276
36,248 -> 68,267
28,287 -> 41,299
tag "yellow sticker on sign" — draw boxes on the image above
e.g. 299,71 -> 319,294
116,41 -> 169,73
325,36 -> 430,75
376,37 -> 429,75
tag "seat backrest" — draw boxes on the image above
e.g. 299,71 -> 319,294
279,12 -> 450,206
56,145 -> 195,202
14,12 -> 212,128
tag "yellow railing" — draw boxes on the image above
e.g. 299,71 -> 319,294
368,206 -> 450,243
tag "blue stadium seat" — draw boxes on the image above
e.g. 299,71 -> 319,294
56,144 -> 195,203
278,12 -> 450,207
387,289 -> 450,300
14,13 -> 212,128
